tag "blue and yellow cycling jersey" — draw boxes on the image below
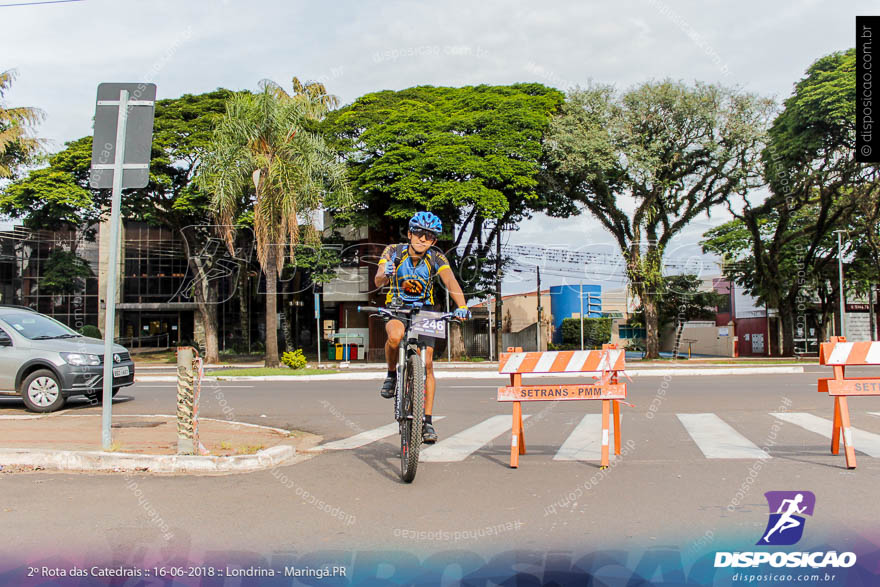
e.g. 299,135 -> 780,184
378,244 -> 452,305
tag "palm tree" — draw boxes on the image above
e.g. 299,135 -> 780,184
0,69 -> 44,178
197,78 -> 350,367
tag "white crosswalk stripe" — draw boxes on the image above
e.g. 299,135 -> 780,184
770,412 -> 880,457
316,412 -> 880,463
319,417 -> 446,450
420,415 -> 528,462
553,414 -> 616,461
676,413 -> 770,459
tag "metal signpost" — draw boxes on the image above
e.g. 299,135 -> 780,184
89,83 -> 157,450
315,291 -> 321,365
835,230 -> 846,338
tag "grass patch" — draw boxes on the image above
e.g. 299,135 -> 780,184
105,441 -> 124,452
236,444 -> 264,455
218,441 -> 233,451
206,367 -> 339,377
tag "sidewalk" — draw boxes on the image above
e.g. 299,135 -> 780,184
135,363 -> 808,382
0,414 -> 320,474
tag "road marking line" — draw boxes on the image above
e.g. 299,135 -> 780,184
420,415 -> 528,462
553,414 -> 616,461
771,412 -> 880,456
676,413 -> 770,459
319,416 -> 446,450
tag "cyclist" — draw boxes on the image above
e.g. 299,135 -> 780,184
374,211 -> 471,443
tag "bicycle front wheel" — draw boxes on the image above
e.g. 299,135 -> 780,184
400,350 -> 425,483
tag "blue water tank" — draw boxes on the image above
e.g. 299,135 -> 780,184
549,284 -> 602,343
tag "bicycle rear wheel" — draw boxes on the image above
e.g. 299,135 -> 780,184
400,350 -> 425,483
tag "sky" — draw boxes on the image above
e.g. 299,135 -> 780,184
0,0 -> 867,294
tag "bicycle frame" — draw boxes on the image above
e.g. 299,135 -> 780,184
395,333 -> 427,423
359,304 -> 456,482
358,304 -> 452,422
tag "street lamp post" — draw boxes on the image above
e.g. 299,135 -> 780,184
494,224 -> 503,358
536,266 -> 542,351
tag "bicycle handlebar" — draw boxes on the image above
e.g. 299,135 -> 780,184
358,305 -> 456,320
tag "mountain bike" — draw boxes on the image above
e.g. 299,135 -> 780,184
359,304 -> 455,483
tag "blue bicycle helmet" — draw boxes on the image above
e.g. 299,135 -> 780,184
409,211 -> 443,235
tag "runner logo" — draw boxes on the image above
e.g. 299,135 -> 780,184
758,491 -> 815,546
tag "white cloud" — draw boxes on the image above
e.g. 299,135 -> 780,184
1,0 -> 863,288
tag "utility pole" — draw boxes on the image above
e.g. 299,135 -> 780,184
580,282 -> 585,350
835,230 -> 846,338
495,224 -> 503,357
488,296 -> 494,361
536,266 -> 542,351
870,284 -> 877,341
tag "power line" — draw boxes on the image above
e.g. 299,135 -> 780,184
0,0 -> 83,7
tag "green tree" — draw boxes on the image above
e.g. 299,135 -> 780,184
631,274 -> 725,356
39,250 -> 93,295
704,205 -> 869,347
0,69 -> 44,179
0,90 -> 239,361
198,79 -> 351,367
323,83 -> 565,296
544,81 -> 773,358
712,49 -> 877,353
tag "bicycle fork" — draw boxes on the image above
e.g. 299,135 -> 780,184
394,342 -> 405,422
394,341 -> 428,424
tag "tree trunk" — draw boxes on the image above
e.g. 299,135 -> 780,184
238,259 -> 249,353
200,301 -> 220,364
186,248 -> 221,364
263,246 -> 280,367
778,302 -> 795,356
264,251 -> 280,368
643,291 -> 661,359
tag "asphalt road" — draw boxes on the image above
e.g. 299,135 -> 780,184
2,368 -> 879,575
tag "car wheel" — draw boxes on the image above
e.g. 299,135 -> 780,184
21,369 -> 66,413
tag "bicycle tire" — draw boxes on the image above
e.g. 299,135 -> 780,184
400,350 -> 425,483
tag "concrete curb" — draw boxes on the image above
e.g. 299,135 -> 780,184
0,444 -> 296,474
136,365 -> 805,383
0,414 -> 300,474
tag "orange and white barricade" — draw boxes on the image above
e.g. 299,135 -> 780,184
497,344 -> 628,469
818,336 -> 880,469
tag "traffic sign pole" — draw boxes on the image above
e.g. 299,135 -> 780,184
315,292 -> 321,365
91,83 -> 155,451
101,89 -> 130,450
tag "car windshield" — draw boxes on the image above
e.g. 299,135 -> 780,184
0,312 -> 80,340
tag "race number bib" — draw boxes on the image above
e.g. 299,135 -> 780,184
411,311 -> 447,339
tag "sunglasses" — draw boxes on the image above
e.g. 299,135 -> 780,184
410,228 -> 438,241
